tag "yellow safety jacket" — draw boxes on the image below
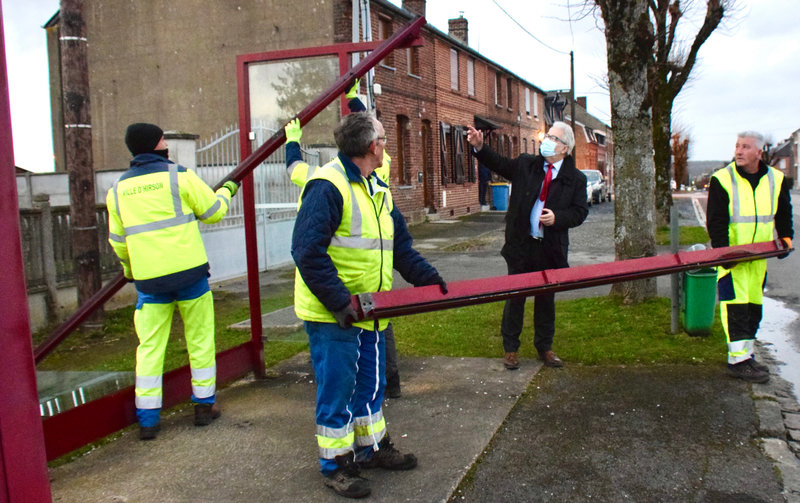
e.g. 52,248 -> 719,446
711,162 -> 782,246
107,156 -> 233,291
293,157 -> 394,330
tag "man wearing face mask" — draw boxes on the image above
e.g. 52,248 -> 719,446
107,123 -> 240,440
467,122 -> 588,370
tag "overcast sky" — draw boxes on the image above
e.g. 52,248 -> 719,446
4,0 -> 799,172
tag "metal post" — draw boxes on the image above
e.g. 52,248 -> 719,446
670,204 -> 680,333
60,0 -> 103,325
0,0 -> 53,498
569,51 -> 575,133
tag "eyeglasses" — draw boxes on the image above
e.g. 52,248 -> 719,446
544,134 -> 567,146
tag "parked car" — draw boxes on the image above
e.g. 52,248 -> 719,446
582,169 -> 608,203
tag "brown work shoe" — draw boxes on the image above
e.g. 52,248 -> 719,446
194,403 -> 221,426
503,352 -> 520,370
359,435 -> 417,471
539,350 -> 564,368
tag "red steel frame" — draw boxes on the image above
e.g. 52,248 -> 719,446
0,1 -> 52,500
352,241 -> 791,321
28,17 -> 426,462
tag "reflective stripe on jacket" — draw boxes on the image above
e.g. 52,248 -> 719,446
293,157 -> 394,330
711,162 -> 782,246
107,154 -> 233,291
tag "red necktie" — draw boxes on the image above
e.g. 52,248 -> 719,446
539,163 -> 553,202
538,164 -> 553,229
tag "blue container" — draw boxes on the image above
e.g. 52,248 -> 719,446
490,183 -> 510,211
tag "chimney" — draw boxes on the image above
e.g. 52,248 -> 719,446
402,0 -> 426,18
577,96 -> 587,109
448,15 -> 468,45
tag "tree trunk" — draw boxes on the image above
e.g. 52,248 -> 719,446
652,97 -> 673,227
597,0 -> 658,303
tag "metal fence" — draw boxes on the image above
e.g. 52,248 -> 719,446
195,121 -> 316,223
20,204 -> 119,291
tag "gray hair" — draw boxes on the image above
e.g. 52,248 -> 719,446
334,112 -> 379,158
737,130 -> 765,150
551,121 -> 575,153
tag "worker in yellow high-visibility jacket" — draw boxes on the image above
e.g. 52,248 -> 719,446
284,79 -> 402,398
107,123 -> 239,440
707,130 -> 793,384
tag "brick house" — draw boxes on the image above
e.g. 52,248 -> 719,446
45,0 -> 607,223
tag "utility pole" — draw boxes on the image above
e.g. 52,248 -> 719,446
60,0 -> 103,325
569,50 -> 575,133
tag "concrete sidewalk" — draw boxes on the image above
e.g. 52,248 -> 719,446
49,354 -> 539,502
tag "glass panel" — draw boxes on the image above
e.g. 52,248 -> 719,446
248,56 -> 341,148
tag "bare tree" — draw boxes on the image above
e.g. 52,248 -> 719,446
594,0 -> 658,303
671,130 -> 690,189
650,0 -> 727,225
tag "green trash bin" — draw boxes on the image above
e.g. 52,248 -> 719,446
681,267 -> 718,336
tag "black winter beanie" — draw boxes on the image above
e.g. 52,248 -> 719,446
125,123 -> 163,155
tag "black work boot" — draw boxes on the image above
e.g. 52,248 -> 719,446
728,360 -> 769,383
139,423 -> 161,441
324,452 -> 371,499
194,403 -> 221,426
359,435 -> 417,470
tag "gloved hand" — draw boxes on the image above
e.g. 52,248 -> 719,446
222,180 -> 240,197
431,275 -> 448,295
333,304 -> 358,329
778,237 -> 793,260
285,118 -> 302,144
345,78 -> 361,100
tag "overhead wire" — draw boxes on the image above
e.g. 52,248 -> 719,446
490,0 -> 571,55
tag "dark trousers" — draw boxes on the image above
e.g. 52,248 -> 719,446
384,322 -> 400,387
479,179 -> 489,205
501,238 -> 556,354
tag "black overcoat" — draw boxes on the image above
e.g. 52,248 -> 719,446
474,145 -> 589,268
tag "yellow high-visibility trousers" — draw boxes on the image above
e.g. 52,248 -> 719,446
717,259 -> 767,364
133,278 -> 216,426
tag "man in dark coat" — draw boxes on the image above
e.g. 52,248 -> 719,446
466,122 -> 588,370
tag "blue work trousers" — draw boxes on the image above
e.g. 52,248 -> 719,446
306,321 -> 386,475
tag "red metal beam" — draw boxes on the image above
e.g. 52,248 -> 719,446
0,1 -> 52,498
353,241 -> 791,321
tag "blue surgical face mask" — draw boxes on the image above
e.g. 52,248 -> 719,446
540,139 -> 557,158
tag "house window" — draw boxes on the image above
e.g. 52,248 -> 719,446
439,122 -> 467,185
467,58 -> 475,96
506,78 -> 513,110
525,88 -> 531,115
450,49 -> 459,90
494,72 -> 501,106
523,138 -> 528,153
532,91 -> 539,117
378,17 -> 394,67
396,115 -> 411,184
407,46 -> 420,76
